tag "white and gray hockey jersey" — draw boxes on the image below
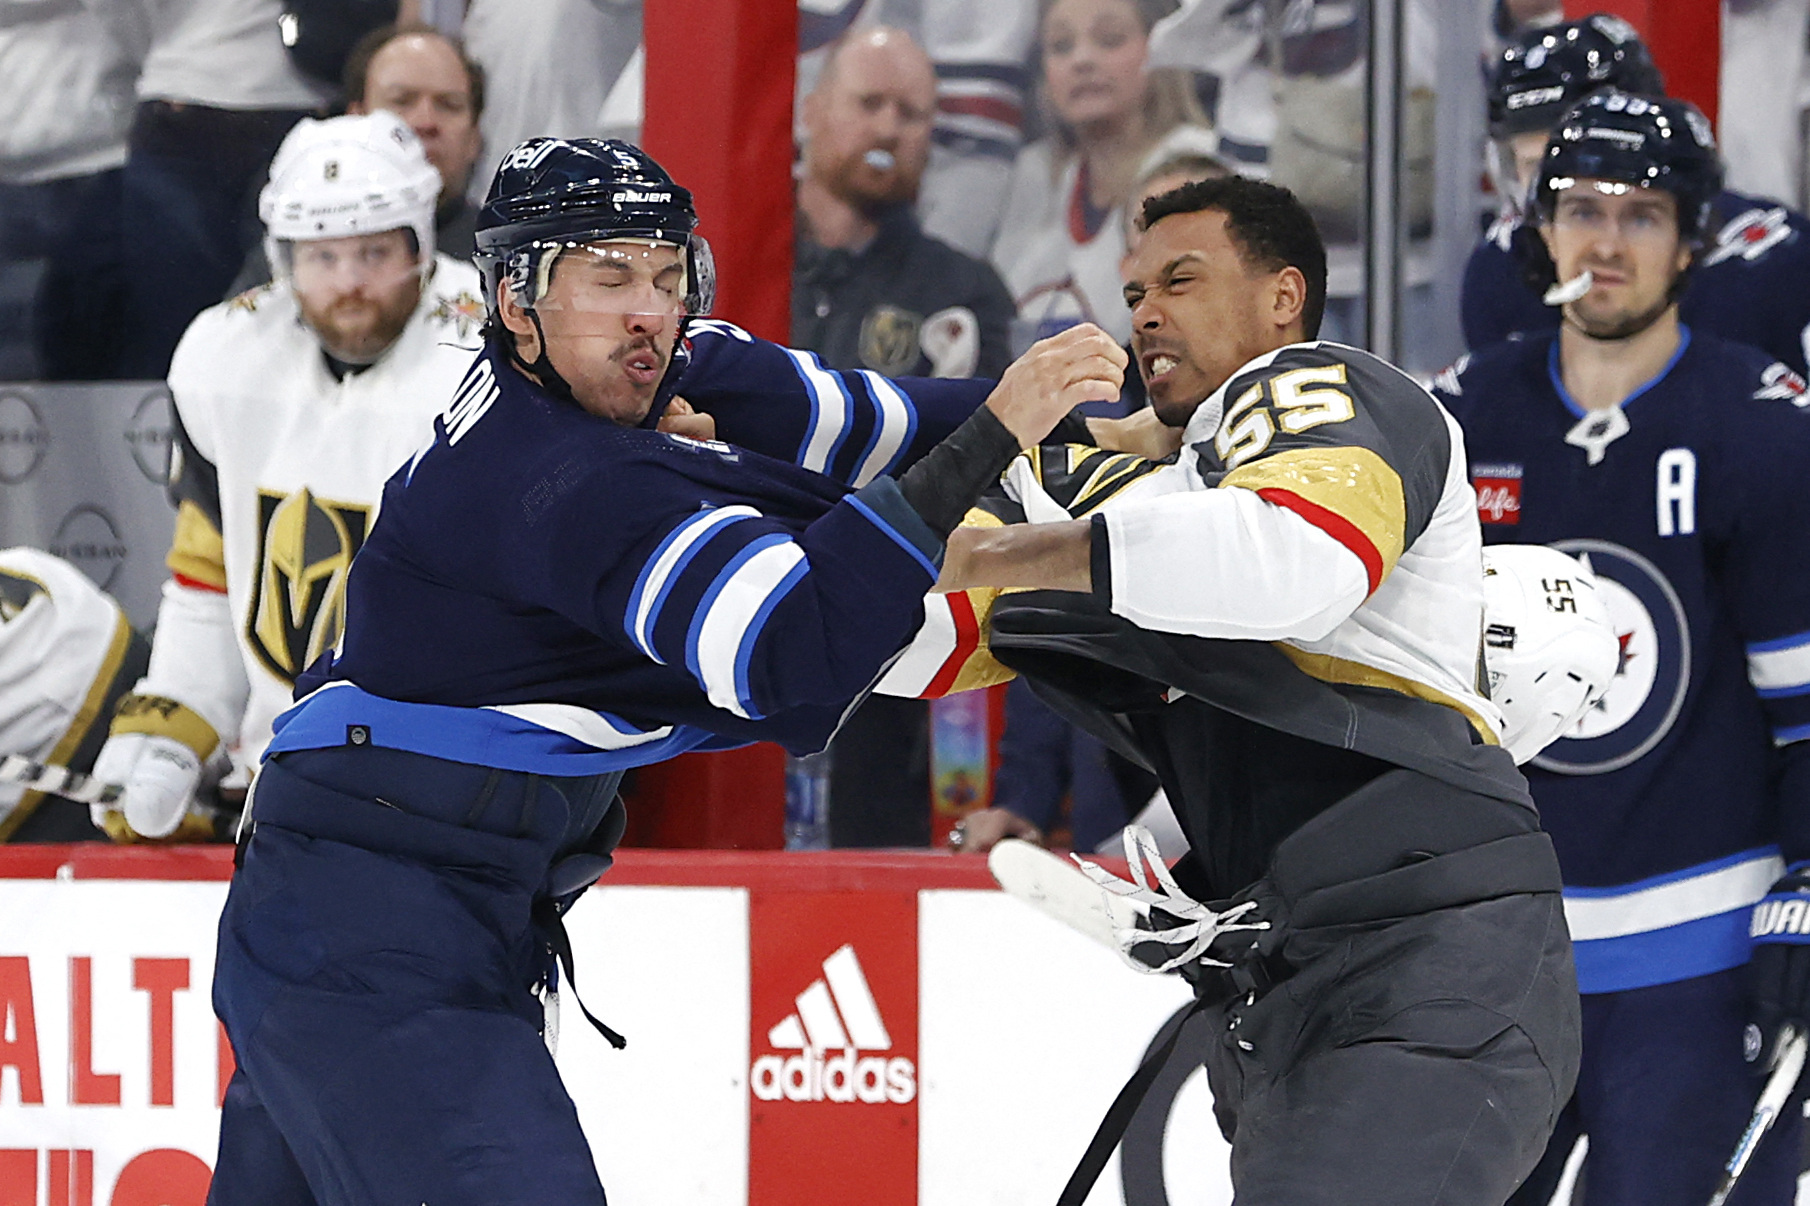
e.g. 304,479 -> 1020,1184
139,254 -> 484,773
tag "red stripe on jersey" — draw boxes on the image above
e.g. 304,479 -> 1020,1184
173,572 -> 227,594
1255,487 -> 1385,596
938,95 -> 1023,128
924,590 -> 981,698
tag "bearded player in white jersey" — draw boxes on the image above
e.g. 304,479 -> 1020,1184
89,110 -> 485,842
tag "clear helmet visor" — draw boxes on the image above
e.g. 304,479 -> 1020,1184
511,238 -> 703,318
277,230 -> 427,302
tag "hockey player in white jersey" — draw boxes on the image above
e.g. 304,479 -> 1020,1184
89,111 -> 484,842
0,549 -> 150,842
911,175 -> 1582,1205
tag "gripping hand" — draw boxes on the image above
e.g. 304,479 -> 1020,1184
1748,866 -> 1810,1070
89,694 -> 218,842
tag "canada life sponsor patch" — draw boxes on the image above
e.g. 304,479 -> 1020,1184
1472,462 -> 1523,525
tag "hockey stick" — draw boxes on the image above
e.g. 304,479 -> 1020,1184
0,755 -> 122,807
1707,1024 -> 1807,1206
987,838 -> 1139,952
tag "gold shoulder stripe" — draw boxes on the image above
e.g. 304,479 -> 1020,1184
167,500 -> 227,591
1221,446 -> 1406,592
1274,644 -> 1499,745
937,507 -> 1019,694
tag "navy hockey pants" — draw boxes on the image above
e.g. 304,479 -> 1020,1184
206,746 -> 620,1206
1506,967 -> 1803,1206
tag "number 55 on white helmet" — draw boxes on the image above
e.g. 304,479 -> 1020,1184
1482,543 -> 1621,764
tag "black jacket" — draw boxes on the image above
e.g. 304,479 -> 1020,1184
792,206 -> 1015,380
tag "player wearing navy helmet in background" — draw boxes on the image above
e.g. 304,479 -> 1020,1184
1462,15 -> 1810,376
1437,90 -> 1810,1206
202,137 -> 1128,1206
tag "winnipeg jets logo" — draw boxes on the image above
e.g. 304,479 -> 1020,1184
1534,539 -> 1691,776
1755,362 -> 1810,406
1704,207 -> 1795,267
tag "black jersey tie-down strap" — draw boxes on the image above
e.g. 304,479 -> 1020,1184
534,896 -> 627,1050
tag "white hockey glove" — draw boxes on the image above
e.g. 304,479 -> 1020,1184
89,694 -> 218,842
1073,825 -> 1269,974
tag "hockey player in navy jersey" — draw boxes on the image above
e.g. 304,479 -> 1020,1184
1463,15 -> 1810,376
1437,91 -> 1810,1206
201,137 -> 1127,1206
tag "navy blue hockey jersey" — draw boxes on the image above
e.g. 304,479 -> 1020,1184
1461,191 -> 1810,376
266,327 -> 992,772
1435,328 -> 1810,994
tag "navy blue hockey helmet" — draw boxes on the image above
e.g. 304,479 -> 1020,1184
1527,90 -> 1722,242
474,138 -> 714,419
1487,15 -> 1664,140
474,137 -> 716,324
1513,89 -> 1724,305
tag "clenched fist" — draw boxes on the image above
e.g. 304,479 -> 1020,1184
985,324 -> 1127,449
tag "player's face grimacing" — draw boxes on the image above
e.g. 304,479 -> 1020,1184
500,239 -> 686,424
289,229 -> 427,365
1122,209 -> 1307,427
1541,181 -> 1691,340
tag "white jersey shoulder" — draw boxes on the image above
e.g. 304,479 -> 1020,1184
0,548 -> 130,822
1134,342 -> 1503,739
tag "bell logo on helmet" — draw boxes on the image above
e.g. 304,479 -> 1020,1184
500,140 -> 561,173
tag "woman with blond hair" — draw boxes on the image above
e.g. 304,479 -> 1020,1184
991,0 -> 1215,346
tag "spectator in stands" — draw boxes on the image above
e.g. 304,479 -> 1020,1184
461,0 -> 643,204
795,27 -> 1016,379
0,1 -> 143,380
115,0 -> 330,380
0,548 -> 150,843
990,0 -> 1213,347
792,25 -> 1017,848
344,23 -> 486,258
795,0 -> 1042,262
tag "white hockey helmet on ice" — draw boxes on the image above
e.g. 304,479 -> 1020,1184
258,110 -> 441,279
1482,544 -> 1620,764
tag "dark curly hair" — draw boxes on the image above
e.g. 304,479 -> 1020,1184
1140,176 -> 1328,339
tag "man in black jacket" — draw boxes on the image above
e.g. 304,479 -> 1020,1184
792,25 -> 1018,846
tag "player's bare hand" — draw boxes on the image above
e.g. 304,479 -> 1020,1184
1087,407 -> 1184,461
949,807 -> 1044,855
985,324 -> 1127,449
657,395 -> 717,441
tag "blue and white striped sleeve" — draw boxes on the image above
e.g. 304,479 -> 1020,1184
1727,393 -> 1810,864
1748,632 -> 1810,746
605,477 -> 943,722
676,324 -> 990,484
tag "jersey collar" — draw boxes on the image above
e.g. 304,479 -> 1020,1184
1546,324 -> 1693,419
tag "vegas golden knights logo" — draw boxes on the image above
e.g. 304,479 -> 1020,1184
247,488 -> 371,683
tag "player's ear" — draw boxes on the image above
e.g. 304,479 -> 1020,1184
1270,265 -> 1307,333
497,280 -> 537,347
